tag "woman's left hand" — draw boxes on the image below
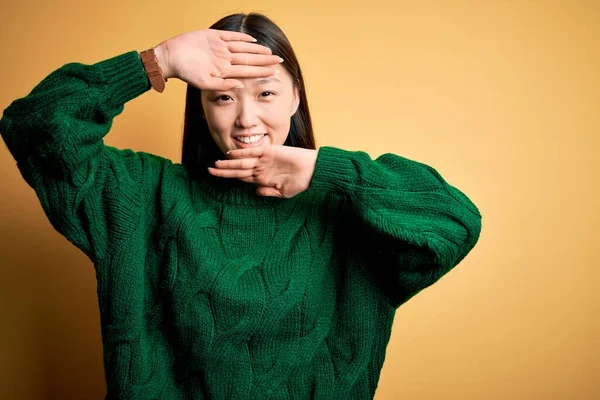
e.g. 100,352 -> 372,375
208,145 -> 318,198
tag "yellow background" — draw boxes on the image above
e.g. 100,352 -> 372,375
1,0 -> 598,399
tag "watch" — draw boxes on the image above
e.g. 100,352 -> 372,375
139,48 -> 167,93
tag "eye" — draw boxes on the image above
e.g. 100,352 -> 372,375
260,91 -> 274,98
214,95 -> 232,102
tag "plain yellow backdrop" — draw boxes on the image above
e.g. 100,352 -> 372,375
1,0 -> 598,399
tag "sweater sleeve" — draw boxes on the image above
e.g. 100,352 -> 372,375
0,50 -> 165,263
310,146 -> 482,308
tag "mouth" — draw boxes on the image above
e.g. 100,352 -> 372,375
233,134 -> 266,146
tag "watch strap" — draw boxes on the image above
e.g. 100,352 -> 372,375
139,48 -> 167,93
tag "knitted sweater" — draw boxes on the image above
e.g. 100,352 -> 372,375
0,51 -> 482,400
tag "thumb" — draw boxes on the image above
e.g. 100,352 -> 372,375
256,186 -> 283,197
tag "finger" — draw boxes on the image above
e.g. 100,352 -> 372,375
227,147 -> 265,159
217,30 -> 257,43
256,186 -> 283,197
221,65 -> 277,79
207,167 -> 254,179
215,158 -> 259,169
231,53 -> 283,66
203,77 -> 245,91
238,176 -> 258,184
227,41 -> 273,55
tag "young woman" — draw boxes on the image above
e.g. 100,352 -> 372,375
0,12 -> 482,400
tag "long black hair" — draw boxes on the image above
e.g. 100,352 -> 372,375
181,13 -> 316,178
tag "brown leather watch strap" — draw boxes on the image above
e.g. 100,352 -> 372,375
139,48 -> 167,93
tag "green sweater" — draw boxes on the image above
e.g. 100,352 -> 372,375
0,51 -> 482,399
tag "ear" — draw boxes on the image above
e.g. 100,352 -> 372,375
290,86 -> 300,117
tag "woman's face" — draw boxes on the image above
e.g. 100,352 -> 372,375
200,64 -> 299,155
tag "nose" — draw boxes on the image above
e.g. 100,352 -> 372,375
235,98 -> 260,129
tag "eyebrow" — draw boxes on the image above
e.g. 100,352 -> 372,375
253,77 -> 282,86
212,77 -> 283,94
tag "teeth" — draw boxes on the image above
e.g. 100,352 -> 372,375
236,134 -> 265,144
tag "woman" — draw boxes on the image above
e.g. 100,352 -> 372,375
0,12 -> 482,400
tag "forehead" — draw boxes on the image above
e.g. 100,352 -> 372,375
239,64 -> 293,84
213,65 -> 292,91
250,77 -> 283,86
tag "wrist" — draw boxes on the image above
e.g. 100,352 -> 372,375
153,43 -> 172,80
139,46 -> 168,93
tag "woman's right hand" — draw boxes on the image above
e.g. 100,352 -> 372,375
153,29 -> 282,91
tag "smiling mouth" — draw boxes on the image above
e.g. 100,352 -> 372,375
234,134 -> 266,144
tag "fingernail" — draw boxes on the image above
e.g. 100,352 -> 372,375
251,37 -> 258,42
273,69 -> 280,75
278,57 -> 284,63
234,85 -> 244,89
226,150 -> 232,154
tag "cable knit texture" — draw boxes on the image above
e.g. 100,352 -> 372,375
0,51 -> 482,399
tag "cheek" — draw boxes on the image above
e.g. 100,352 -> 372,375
205,109 -> 234,137
262,102 -> 292,130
